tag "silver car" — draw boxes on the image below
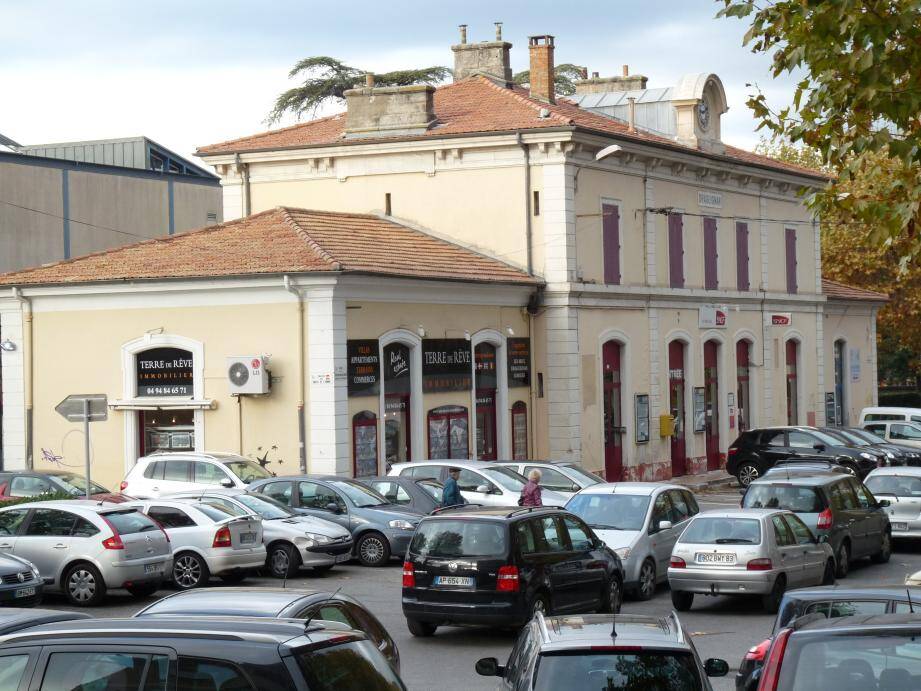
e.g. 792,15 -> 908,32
0,500 -> 171,606
122,499 -> 266,589
565,482 -> 700,600
667,508 -> 836,613
864,467 -> 921,538
166,489 -> 353,578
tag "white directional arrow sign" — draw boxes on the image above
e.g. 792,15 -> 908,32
54,394 -> 108,498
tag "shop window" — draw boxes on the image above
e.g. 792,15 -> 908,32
475,343 -> 498,461
383,342 -> 412,465
353,411 -> 378,477
511,401 -> 528,461
427,406 -> 468,460
140,409 -> 194,455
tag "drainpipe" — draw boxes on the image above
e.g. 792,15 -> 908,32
11,288 -> 33,469
518,133 -> 534,275
284,275 -> 307,473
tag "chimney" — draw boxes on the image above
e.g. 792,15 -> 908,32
343,82 -> 436,139
627,97 -> 636,133
574,68 -> 649,95
452,23 -> 513,84
528,35 -> 555,104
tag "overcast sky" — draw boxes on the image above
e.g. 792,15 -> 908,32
0,0 -> 796,166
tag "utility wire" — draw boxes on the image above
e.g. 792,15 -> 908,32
0,199 -> 153,240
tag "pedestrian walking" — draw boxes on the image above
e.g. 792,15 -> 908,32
442,467 -> 466,507
519,469 -> 543,507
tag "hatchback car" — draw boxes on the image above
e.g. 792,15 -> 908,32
0,501 -> 171,605
0,554 -> 42,607
863,419 -> 921,449
667,509 -> 835,613
389,460 -> 570,506
845,426 -> 921,465
166,489 -> 353,578
565,482 -> 700,600
863,466 -> 921,539
741,472 -> 891,577
120,451 -> 274,498
0,616 -> 407,691
476,612 -> 728,691
495,461 -> 604,494
249,475 -> 423,566
359,476 -> 444,514
402,506 -> 623,636
122,499 -> 265,589
135,587 -> 400,672
0,470 -> 127,503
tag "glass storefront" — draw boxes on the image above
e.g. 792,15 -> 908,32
427,405 -> 469,459
140,409 -> 195,454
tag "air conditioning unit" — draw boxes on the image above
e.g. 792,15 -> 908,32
227,355 -> 270,395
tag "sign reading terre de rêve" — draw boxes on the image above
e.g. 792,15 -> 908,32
136,347 -> 193,396
423,339 -> 472,392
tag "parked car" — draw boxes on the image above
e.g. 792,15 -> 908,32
476,611 -> 729,690
0,470 -> 127,503
859,405 -> 921,424
819,426 -> 892,466
741,472 -> 891,577
845,426 -> 921,465
736,585 -> 921,691
0,554 -> 42,607
667,509 -> 836,613
165,489 -> 353,578
121,499 -> 265,589
757,613 -> 921,691
120,451 -> 274,498
727,426 -> 882,487
388,460 -> 570,507
0,616 -> 407,690
760,459 -> 850,478
402,505 -> 624,636
249,475 -> 423,566
358,476 -> 444,514
0,607 -> 90,632
862,419 -> 921,449
0,501 -> 170,606
565,482 -> 700,600
495,460 -> 604,494
134,586 -> 400,672
863,466 -> 921,539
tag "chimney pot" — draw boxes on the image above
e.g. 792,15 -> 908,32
365,73 -> 375,88
527,34 -> 556,104
459,24 -> 467,44
627,96 -> 636,133
622,64 -> 629,77
495,21 -> 502,40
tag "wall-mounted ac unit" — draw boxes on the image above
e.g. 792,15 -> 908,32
227,355 -> 270,395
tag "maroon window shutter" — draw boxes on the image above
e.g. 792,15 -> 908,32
703,217 -> 718,290
668,213 -> 684,288
602,203 -> 621,284
735,222 -> 750,291
785,227 -> 797,294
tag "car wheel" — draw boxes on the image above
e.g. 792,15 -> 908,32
761,575 -> 786,614
267,543 -> 301,579
737,462 -> 761,487
356,532 -> 391,567
63,563 -> 107,607
835,540 -> 851,578
530,592 -> 551,619
406,618 -> 437,637
636,559 -> 656,601
671,590 -> 694,612
599,576 -> 622,614
126,583 -> 159,598
219,572 -> 247,584
872,530 -> 892,564
172,552 -> 210,590
821,559 -> 836,586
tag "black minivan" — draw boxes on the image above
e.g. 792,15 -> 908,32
401,506 -> 624,637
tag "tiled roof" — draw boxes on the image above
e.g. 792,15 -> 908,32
822,278 -> 888,302
198,76 -> 827,180
0,208 -> 538,287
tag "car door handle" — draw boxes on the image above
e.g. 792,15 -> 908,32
152,486 -> 160,492
53,543 -> 68,549
0,543 -> 12,549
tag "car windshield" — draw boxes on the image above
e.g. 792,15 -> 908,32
331,481 -> 388,508
409,519 -> 507,558
680,517 -> 762,544
743,484 -> 824,513
296,639 -> 404,691
417,480 -> 443,503
49,473 -> 110,496
777,632 -> 921,690
223,459 -> 272,484
481,466 -> 527,491
865,474 -> 921,497
851,429 -> 887,444
827,429 -> 868,446
565,494 -> 651,531
234,493 -> 293,519
811,430 -> 848,447
559,464 -> 605,485
533,651 -> 703,691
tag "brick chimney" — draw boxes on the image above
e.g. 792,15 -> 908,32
452,23 -> 513,85
574,64 -> 648,95
528,35 -> 555,104
343,78 -> 436,139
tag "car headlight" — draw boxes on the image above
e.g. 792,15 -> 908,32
30,565 -> 40,577
389,519 -> 415,530
295,533 -> 331,548
614,547 -> 631,560
859,452 -> 875,461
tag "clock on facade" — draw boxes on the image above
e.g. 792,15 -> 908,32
697,100 -> 710,130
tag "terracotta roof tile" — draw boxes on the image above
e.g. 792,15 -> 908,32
0,208 -> 538,287
822,278 -> 888,302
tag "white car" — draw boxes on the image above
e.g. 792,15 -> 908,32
121,499 -> 265,589
120,451 -> 275,498
864,467 -> 921,539
388,460 -> 569,507
862,420 -> 921,449
494,461 -> 604,496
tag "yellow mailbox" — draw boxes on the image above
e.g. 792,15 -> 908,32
659,414 -> 676,438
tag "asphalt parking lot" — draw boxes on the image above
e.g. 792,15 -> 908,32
29,489 -> 921,691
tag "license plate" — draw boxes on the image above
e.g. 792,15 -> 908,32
893,522 -> 909,531
144,563 -> 161,574
695,552 -> 736,565
434,576 -> 474,587
240,532 -> 257,544
14,587 -> 35,598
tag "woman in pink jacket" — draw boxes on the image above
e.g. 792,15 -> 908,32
520,469 -> 543,507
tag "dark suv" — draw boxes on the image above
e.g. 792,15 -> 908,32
727,427 -> 883,486
401,506 -> 624,636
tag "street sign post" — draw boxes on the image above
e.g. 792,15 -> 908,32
55,394 -> 108,499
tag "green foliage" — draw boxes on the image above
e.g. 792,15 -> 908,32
0,490 -> 80,507
879,390 -> 921,407
718,0 -> 921,262
267,57 -> 450,124
513,63 -> 587,96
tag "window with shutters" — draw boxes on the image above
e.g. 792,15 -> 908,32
703,217 -> 718,290
736,221 -> 750,291
785,228 -> 798,294
602,202 -> 621,285
668,213 -> 684,288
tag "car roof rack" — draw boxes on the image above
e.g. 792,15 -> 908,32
506,506 -> 557,518
430,503 -> 485,515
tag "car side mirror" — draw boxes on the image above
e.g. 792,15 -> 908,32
325,502 -> 342,514
879,499 -> 891,508
657,520 -> 673,532
813,443 -> 826,452
704,658 -> 729,678
475,657 -> 504,677
220,477 -> 234,488
475,484 -> 490,494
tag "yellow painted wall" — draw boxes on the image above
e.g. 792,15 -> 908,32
824,306 -> 879,423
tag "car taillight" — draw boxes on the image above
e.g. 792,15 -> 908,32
745,638 -> 772,662
402,561 -> 415,588
747,558 -> 773,571
669,556 -> 687,569
119,481 -> 128,491
728,447 -> 739,457
212,525 -> 232,548
102,534 -> 124,550
758,628 -> 792,691
497,565 -> 520,592
817,508 -> 833,531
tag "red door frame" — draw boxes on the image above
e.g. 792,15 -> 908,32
736,340 -> 751,433
786,340 -> 799,424
602,341 -> 624,481
704,340 -> 720,471
669,341 -> 687,477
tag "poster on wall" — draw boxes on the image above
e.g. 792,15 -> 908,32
354,423 -> 378,477
693,387 -> 706,433
635,394 -> 650,443
136,347 -> 193,396
849,348 -> 861,382
507,338 -> 531,387
428,417 -> 449,459
422,339 -> 472,392
347,340 -> 380,396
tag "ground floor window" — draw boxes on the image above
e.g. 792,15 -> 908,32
427,406 -> 468,459
352,411 -> 378,477
384,394 -> 411,465
511,401 -> 528,461
139,409 -> 195,455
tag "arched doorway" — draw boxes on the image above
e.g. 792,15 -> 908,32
383,342 -> 412,465
786,340 -> 800,425
602,341 -> 624,481
736,340 -> 752,433
703,340 -> 720,471
668,341 -> 687,477
474,342 -> 498,461
833,339 -> 847,426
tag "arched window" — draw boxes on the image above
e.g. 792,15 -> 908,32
352,411 -> 378,477
427,406 -> 469,460
511,401 -> 528,461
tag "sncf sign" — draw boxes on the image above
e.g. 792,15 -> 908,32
771,313 -> 792,326
699,305 -> 727,329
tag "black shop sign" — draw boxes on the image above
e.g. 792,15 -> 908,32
423,339 -> 472,393
507,338 -> 531,387
347,340 -> 380,397
136,347 -> 193,397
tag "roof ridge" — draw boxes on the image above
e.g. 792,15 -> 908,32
821,277 -> 888,298
278,207 -> 343,270
474,76 -> 574,126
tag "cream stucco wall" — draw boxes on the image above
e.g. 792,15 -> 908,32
824,305 -> 880,425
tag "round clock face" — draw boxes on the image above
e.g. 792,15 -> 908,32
229,362 -> 250,387
697,100 -> 710,130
